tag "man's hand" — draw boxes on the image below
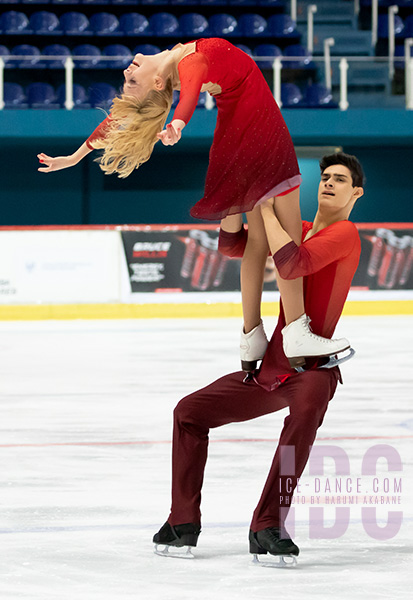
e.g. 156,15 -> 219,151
156,123 -> 181,146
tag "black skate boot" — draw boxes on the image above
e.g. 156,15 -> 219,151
249,527 -> 299,568
153,522 -> 201,559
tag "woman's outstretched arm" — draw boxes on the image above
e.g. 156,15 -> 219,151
37,142 -> 93,173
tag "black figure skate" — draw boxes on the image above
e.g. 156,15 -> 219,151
249,527 -> 299,568
153,522 -> 201,559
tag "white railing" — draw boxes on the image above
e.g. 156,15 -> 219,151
307,4 -> 318,54
372,0 -> 378,47
290,0 -> 297,22
388,5 -> 399,79
324,37 -> 335,90
1,54 -> 413,112
406,38 -> 413,110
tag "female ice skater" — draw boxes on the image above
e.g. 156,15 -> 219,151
38,38 -> 349,368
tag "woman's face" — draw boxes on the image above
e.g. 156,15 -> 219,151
123,53 -> 161,99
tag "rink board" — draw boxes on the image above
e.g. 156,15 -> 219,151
0,223 -> 412,319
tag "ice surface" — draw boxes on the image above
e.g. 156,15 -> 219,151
0,316 -> 412,599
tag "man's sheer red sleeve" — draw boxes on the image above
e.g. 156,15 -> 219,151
218,226 -> 248,258
273,221 -> 360,279
85,115 -> 112,149
172,54 -> 209,125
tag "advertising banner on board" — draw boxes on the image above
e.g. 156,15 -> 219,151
120,224 -> 413,294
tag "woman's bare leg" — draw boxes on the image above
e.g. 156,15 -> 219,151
241,206 -> 269,333
272,188 -> 304,325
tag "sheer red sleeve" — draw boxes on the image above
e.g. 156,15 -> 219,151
218,226 -> 248,258
172,53 -> 209,125
85,116 -> 112,149
273,221 -> 360,279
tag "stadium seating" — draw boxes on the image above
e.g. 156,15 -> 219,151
149,12 -> 180,36
208,13 -> 238,36
179,13 -> 209,37
102,44 -> 132,68
27,82 -> 60,108
281,82 -> 303,107
238,13 -> 268,37
304,83 -> 338,108
283,44 -> 315,69
60,11 -> 91,35
0,44 -> 11,68
30,11 -> 61,35
89,12 -> 120,36
377,14 -> 405,39
11,44 -> 42,68
253,43 -> 281,69
0,10 -> 31,34
57,83 -> 90,108
133,44 -> 161,56
72,43 -> 102,68
89,81 -> 117,108
119,13 -> 150,36
3,82 -> 28,108
42,43 -> 71,68
267,14 -> 298,38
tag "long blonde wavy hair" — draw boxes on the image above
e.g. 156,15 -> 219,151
91,78 -> 174,178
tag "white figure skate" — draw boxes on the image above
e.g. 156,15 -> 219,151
282,313 -> 354,371
240,319 -> 268,372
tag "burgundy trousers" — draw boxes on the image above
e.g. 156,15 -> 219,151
168,367 -> 339,532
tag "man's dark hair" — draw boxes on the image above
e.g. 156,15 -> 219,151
320,152 -> 365,188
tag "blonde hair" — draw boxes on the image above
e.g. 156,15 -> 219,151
91,78 -> 173,178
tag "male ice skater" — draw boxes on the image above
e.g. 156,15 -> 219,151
153,152 -> 365,562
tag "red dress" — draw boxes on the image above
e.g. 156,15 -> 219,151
86,38 -> 301,221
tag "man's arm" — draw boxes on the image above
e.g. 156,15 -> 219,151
260,200 -> 359,280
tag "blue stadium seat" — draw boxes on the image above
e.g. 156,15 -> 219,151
72,43 -> 102,68
0,11 -> 31,34
119,13 -> 150,36
179,13 -> 209,37
171,89 -> 180,108
208,13 -> 238,36
60,11 -> 91,35
283,44 -> 314,69
238,13 -> 268,37
304,83 -> 337,108
377,14 -> 405,39
281,82 -> 303,107
1,0 -> 20,5
57,83 -> 90,108
395,43 -> 413,69
0,45 -> 11,68
89,82 -> 117,109
30,11 -> 61,35
258,0 -> 286,5
27,82 -> 60,108
141,0 -> 170,5
229,0 -> 259,6
236,43 -> 253,56
50,0 -> 80,4
90,12 -> 120,36
102,44 -> 132,68
12,44 -> 42,68
111,0 -> 139,5
42,43 -> 71,68
253,43 -> 282,68
267,14 -> 298,38
3,83 -> 28,109
133,43 -> 161,55
197,91 -> 207,107
82,0 -> 110,4
404,15 -> 413,37
150,13 -> 180,36
199,0 -> 227,5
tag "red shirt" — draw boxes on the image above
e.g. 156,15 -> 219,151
219,220 -> 361,390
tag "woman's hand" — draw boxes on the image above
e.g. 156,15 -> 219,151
37,153 -> 78,173
156,123 -> 182,146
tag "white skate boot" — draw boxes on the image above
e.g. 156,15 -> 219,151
282,314 -> 354,371
240,320 -> 268,372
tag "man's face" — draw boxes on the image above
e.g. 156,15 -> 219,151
318,164 -> 362,210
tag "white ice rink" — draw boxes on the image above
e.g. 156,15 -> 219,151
1,315 -> 412,600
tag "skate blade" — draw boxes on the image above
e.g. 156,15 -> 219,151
294,347 -> 355,373
154,544 -> 195,559
252,553 -> 298,568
